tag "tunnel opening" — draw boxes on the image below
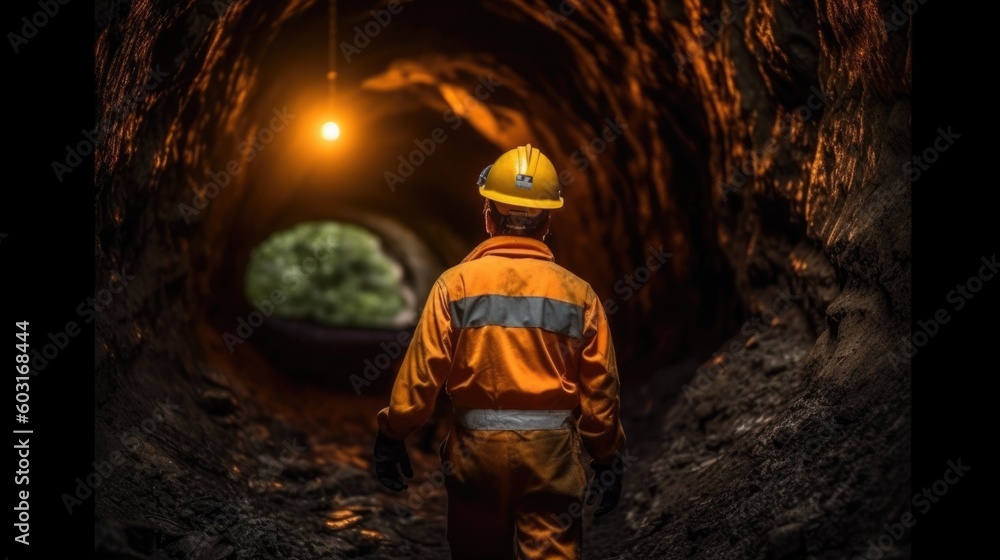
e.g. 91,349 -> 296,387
238,218 -> 431,389
243,220 -> 415,329
95,0 -> 910,558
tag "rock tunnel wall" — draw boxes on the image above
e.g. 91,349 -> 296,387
94,0 -> 910,558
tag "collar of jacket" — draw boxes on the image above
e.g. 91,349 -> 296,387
461,235 -> 554,263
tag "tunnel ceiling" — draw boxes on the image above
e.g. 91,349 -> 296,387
95,0 -> 910,558
95,0 -> 756,369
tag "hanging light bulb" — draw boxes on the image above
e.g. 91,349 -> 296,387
322,121 -> 340,140
321,0 -> 340,142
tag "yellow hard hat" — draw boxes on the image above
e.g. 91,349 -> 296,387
477,144 -> 563,209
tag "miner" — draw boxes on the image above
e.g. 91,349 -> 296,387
373,144 -> 626,559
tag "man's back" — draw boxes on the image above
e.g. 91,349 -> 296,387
439,235 -> 599,412
377,235 -> 624,464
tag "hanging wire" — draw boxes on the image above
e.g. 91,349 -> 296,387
327,0 -> 337,111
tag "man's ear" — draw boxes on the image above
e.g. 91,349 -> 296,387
540,212 -> 553,238
483,199 -> 497,236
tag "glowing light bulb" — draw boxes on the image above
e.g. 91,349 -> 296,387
322,121 -> 341,141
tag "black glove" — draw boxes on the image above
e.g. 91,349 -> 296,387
584,458 -> 624,518
374,432 -> 413,492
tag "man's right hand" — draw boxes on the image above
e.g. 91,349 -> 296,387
374,431 -> 413,492
585,458 -> 624,518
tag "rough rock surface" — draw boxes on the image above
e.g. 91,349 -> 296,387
95,0 -> 910,558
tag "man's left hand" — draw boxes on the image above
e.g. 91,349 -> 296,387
374,432 -> 413,492
585,459 -> 624,518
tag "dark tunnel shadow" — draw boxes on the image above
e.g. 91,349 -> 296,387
94,0 -> 910,558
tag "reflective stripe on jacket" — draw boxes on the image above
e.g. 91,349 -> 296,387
377,235 -> 625,463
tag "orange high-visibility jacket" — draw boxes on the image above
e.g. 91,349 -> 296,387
377,236 -> 625,463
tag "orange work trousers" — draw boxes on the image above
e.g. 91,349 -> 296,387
440,425 -> 587,559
